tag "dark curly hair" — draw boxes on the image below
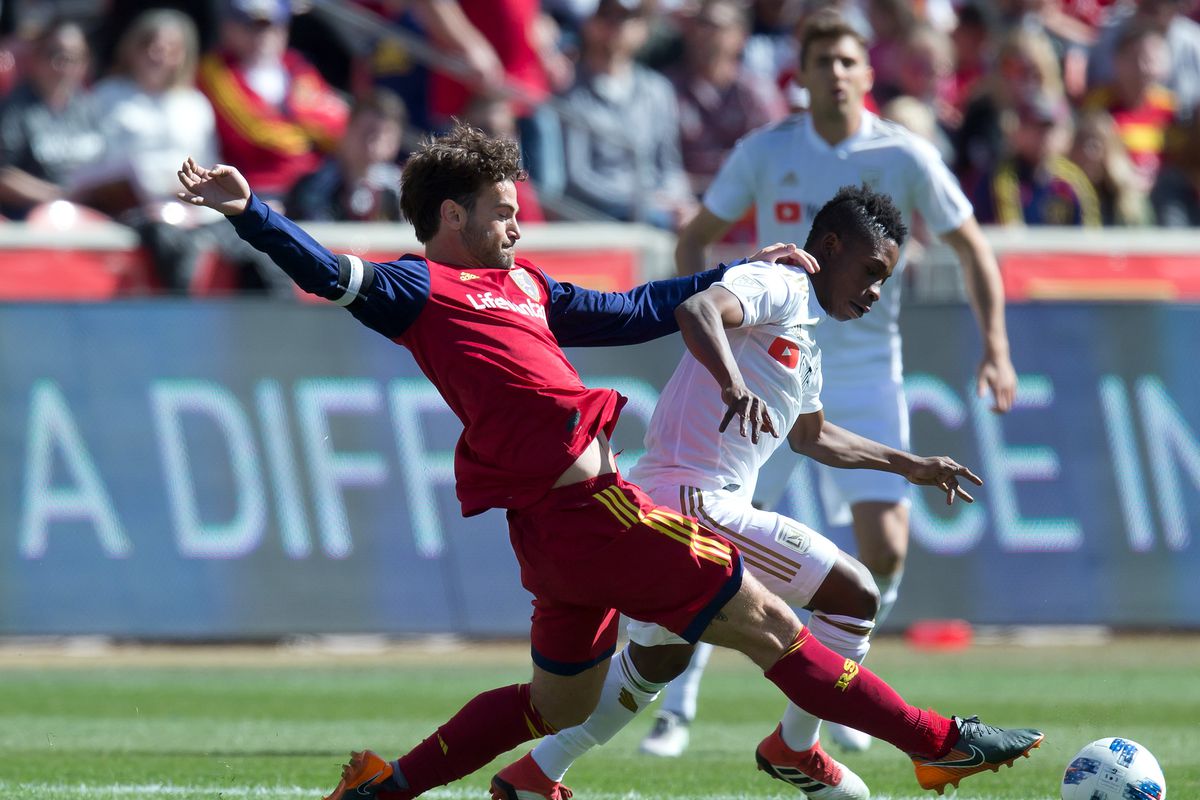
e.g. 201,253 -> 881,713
805,183 -> 908,253
400,122 -> 527,243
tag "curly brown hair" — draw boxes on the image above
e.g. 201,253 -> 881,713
400,122 -> 527,243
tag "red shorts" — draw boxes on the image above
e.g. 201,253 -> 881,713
507,473 -> 743,675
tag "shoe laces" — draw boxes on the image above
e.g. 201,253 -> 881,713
957,715 -> 1003,740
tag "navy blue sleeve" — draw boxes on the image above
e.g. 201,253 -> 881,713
546,265 -> 731,347
228,194 -> 429,339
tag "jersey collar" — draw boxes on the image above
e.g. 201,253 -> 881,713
801,110 -> 876,154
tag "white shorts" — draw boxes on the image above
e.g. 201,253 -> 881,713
813,378 -> 912,518
626,483 -> 840,648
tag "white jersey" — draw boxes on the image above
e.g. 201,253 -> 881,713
703,111 -> 972,385
630,262 -> 825,501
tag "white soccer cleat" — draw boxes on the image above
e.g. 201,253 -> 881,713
826,722 -> 873,752
756,726 -> 869,800
639,711 -> 690,758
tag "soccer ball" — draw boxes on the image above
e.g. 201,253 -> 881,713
1061,737 -> 1166,800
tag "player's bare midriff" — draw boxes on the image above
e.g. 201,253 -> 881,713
552,431 -> 617,488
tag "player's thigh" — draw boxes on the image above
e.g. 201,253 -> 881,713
850,501 -> 910,573
695,569 -> 802,670
679,486 -> 840,608
815,378 -> 911,528
530,659 -> 610,730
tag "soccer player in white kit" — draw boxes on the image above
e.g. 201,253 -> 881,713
649,9 -> 1018,755
520,185 -> 996,800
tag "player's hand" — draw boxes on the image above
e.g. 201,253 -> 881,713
748,242 -> 820,274
977,352 -> 1017,413
176,158 -> 251,216
905,456 -> 983,505
718,381 -> 779,444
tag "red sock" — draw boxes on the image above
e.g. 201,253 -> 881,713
764,629 -> 957,759
381,683 -> 555,799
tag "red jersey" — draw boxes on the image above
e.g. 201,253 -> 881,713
398,256 -> 624,514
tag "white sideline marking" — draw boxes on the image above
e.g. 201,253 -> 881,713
0,785 -> 1006,800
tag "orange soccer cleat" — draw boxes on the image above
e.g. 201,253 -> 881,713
910,715 -> 1045,795
322,750 -> 397,800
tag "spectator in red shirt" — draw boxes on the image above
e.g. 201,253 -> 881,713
1083,23 -> 1176,191
197,0 -> 349,203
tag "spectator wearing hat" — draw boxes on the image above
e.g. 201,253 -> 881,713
971,92 -> 1102,227
197,0 -> 349,203
556,0 -> 695,229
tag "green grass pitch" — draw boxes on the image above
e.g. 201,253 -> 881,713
0,635 -> 1195,800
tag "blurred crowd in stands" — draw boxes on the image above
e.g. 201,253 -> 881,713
0,0 -> 1198,293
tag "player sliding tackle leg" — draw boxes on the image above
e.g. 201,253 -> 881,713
175,127 -> 1041,800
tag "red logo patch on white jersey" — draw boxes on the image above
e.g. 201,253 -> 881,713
775,201 -> 802,223
768,336 -> 800,369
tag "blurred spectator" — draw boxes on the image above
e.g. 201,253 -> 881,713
947,3 -> 992,118
286,88 -> 406,222
1089,0 -> 1200,116
994,0 -> 1094,99
69,9 -> 229,292
668,0 -> 786,195
1070,108 -> 1152,225
557,0 -> 694,228
883,23 -> 958,135
865,0 -> 916,100
0,17 -> 104,219
1151,110 -> 1200,225
77,10 -> 217,215
197,0 -> 349,203
955,26 -> 1064,188
419,0 -> 570,190
740,0 -> 806,84
1082,23 -> 1175,192
461,95 -> 546,221
971,93 -> 1102,226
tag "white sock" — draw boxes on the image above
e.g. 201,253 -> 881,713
778,613 -> 875,751
531,647 -> 666,781
873,570 -> 904,626
659,641 -> 713,722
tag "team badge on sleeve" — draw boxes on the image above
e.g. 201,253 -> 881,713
509,268 -> 541,301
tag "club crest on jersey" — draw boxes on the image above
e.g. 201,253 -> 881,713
460,271 -> 481,281
509,268 -> 541,301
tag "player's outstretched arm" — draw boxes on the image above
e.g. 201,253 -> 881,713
788,416 -> 982,505
547,244 -> 815,348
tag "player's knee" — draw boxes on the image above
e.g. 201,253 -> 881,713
844,560 -> 881,621
629,642 -> 694,684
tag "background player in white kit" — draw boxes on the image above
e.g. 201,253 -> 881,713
520,185 -> 992,800
648,9 -> 1018,755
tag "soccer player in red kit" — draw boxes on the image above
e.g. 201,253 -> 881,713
176,124 -> 1043,800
